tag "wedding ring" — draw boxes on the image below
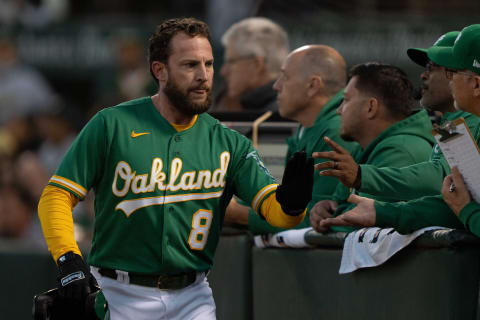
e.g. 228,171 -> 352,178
333,161 -> 338,170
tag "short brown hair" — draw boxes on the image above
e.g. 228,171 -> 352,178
148,17 -> 211,82
349,62 -> 414,119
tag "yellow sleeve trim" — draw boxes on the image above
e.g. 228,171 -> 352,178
260,193 -> 306,228
251,184 -> 279,212
38,185 -> 82,262
49,175 -> 87,199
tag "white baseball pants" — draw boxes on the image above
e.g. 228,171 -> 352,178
91,268 -> 216,320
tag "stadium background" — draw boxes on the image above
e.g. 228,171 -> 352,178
1,0 -> 480,319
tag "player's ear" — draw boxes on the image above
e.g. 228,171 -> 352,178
366,97 -> 379,120
152,61 -> 168,84
307,75 -> 324,98
472,75 -> 480,98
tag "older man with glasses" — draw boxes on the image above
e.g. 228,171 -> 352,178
215,17 -> 289,113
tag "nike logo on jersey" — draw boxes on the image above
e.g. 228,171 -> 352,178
131,130 -> 151,138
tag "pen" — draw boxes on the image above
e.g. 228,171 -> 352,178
449,181 -> 456,192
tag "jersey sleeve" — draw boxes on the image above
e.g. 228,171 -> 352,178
359,156 -> 449,201
375,195 -> 464,234
48,112 -> 107,199
458,201 -> 480,237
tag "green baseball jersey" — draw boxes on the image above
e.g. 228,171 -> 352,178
49,97 -> 277,274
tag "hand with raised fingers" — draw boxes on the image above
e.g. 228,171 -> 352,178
312,137 -> 361,188
276,151 -> 314,216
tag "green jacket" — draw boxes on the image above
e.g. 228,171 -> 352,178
359,111 -> 480,201
331,109 -> 436,232
247,90 -> 361,234
375,114 -> 480,235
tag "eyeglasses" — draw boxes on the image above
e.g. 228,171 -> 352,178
425,61 -> 441,73
223,55 -> 254,66
444,67 -> 477,80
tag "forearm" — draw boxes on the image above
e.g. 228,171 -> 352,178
260,193 -> 306,228
38,185 -> 82,262
360,160 -> 449,201
375,194 -> 464,234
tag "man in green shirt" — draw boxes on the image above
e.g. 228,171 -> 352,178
313,31 -> 480,202
310,62 -> 435,232
224,45 -> 361,234
319,24 -> 480,237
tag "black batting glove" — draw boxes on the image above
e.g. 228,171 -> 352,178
276,151 -> 314,216
57,252 -> 95,313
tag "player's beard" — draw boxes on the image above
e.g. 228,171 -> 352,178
164,78 -> 212,117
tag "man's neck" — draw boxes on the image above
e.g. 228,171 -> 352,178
357,120 -> 394,149
431,102 -> 456,115
297,95 -> 331,128
151,93 -> 195,125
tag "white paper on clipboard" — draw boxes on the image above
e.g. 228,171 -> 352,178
433,117 -> 480,203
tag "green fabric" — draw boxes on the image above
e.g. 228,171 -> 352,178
359,111 -> 480,201
51,97 -> 277,274
427,24 -> 480,74
459,201 -> 480,237
94,290 -> 109,320
375,113 -> 480,235
407,31 -> 460,67
331,109 -> 435,232
248,90 -> 362,235
375,195 -> 464,234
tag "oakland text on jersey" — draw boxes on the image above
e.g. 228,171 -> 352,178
112,152 -> 231,216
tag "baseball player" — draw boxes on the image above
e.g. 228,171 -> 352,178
37,17 -> 313,320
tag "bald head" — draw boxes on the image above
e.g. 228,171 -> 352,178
291,45 -> 347,96
274,44 -> 347,126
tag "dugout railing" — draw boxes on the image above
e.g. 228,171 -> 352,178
1,228 -> 479,319
209,228 -> 480,320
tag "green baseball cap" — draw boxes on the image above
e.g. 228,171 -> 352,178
407,31 -> 460,67
427,24 -> 480,74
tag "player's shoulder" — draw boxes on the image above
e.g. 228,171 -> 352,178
97,97 -> 150,116
199,113 -> 245,136
197,113 -> 252,146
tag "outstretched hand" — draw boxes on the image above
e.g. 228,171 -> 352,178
312,137 -> 360,188
319,194 -> 376,229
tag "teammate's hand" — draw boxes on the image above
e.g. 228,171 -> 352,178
319,194 -> 376,228
442,166 -> 471,216
313,137 -> 361,189
310,200 -> 338,233
276,151 -> 314,216
57,252 -> 96,313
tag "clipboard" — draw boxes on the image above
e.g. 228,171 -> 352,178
432,117 -> 480,203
